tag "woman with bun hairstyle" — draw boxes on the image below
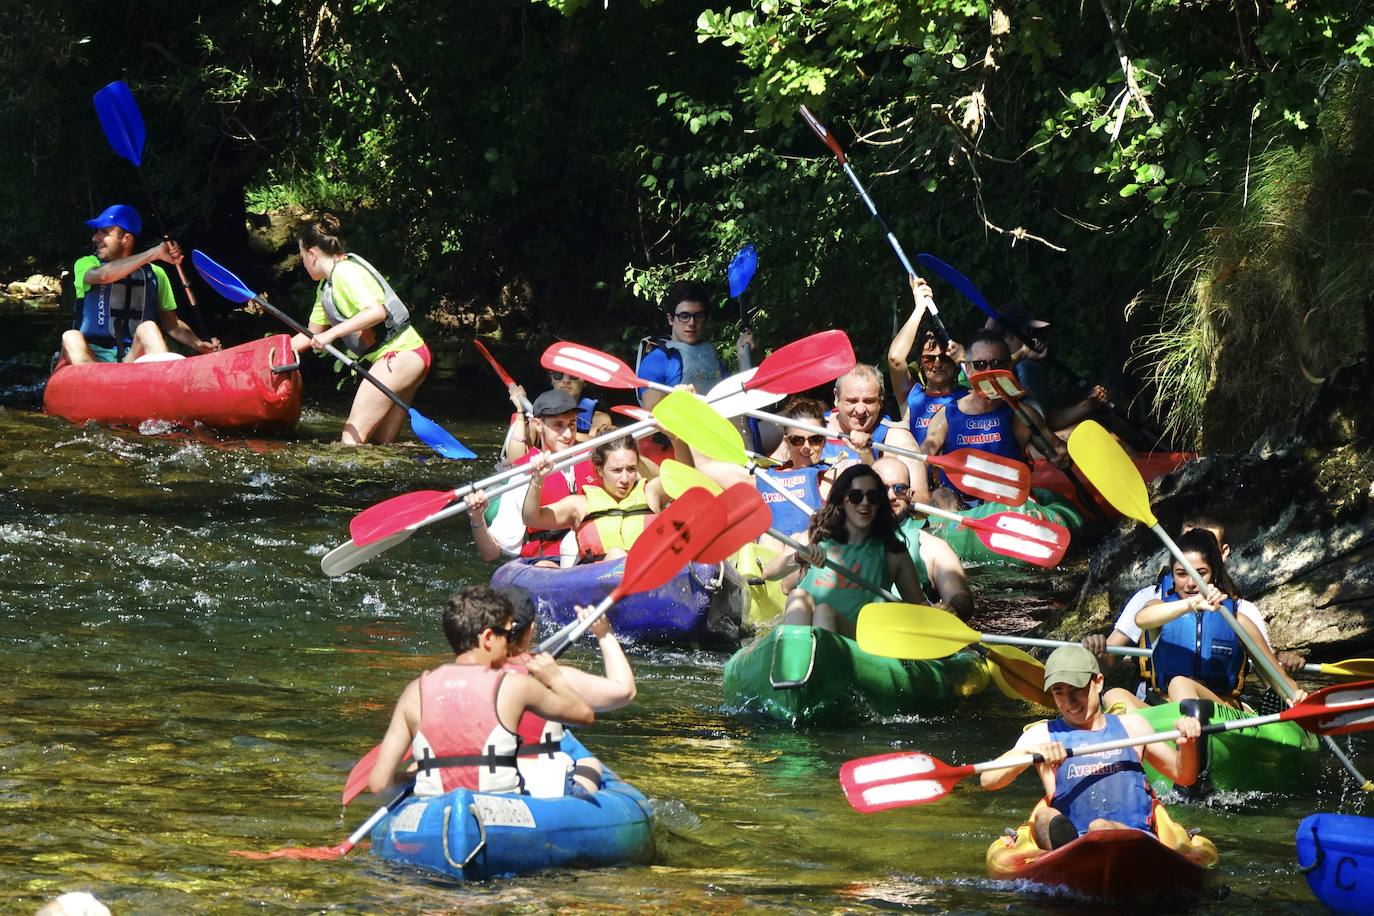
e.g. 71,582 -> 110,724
293,213 -> 433,444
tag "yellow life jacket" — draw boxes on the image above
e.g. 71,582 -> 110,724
575,479 -> 652,561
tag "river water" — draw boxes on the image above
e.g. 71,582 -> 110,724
0,300 -> 1366,912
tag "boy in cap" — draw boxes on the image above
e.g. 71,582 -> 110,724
980,645 -> 1202,852
61,204 -> 219,364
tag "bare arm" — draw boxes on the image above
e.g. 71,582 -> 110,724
520,456 -> 586,529
83,240 -> 178,286
369,679 -> 421,796
557,607 -> 636,710
507,655 -> 595,727
155,309 -> 218,353
890,551 -> 926,605
290,322 -> 332,353
465,489 -> 503,562
919,533 -> 974,618
1129,712 -> 1201,786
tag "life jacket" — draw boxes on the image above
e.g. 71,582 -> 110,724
1047,714 -> 1155,835
937,401 -> 1025,497
411,664 -> 522,796
514,449 -> 600,558
663,339 -> 726,393
1140,588 -> 1248,701
906,386 -> 966,445
820,413 -> 894,469
758,463 -> 828,536
505,656 -> 574,797
575,479 -> 652,561
77,263 -> 158,359
576,397 -> 600,434
318,254 -> 411,359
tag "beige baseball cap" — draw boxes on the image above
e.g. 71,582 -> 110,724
1043,645 -> 1100,689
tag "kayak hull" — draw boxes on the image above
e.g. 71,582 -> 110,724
722,624 -> 990,725
1135,700 -> 1322,793
987,801 -> 1217,902
1296,812 -> 1374,911
490,556 -> 748,646
922,492 -> 1082,568
1031,452 -> 1194,518
371,771 -> 654,880
43,335 -> 302,433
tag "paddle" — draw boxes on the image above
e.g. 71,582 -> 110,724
858,603 -> 1140,662
965,368 -> 1107,522
797,105 -> 951,347
190,250 -> 476,460
840,679 -> 1374,813
93,80 -> 211,340
985,644 -> 1055,709
326,332 -> 848,574
474,338 -> 533,415
1067,419 -> 1374,791
1308,659 -> 1374,678
727,242 -> 766,453
918,252 -> 1162,450
234,785 -> 414,860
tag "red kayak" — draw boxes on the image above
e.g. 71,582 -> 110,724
1032,451 -> 1194,517
44,334 -> 302,434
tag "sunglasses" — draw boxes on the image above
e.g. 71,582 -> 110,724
786,434 -> 826,448
969,358 -> 1011,371
845,489 -> 884,506
673,311 -> 707,323
487,625 -> 512,639
920,354 -> 951,366
888,482 -> 910,495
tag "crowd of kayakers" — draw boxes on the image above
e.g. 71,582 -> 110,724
63,197 -> 1338,894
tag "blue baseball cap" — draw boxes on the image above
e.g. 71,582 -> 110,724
85,204 -> 142,236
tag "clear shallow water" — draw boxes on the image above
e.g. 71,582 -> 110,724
0,339 -> 1369,912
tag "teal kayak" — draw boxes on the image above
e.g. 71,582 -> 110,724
1136,700 -> 1322,793
722,624 -> 991,725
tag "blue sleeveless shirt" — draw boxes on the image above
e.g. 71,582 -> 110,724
937,401 -> 1024,496
1048,714 -> 1154,835
906,386 -> 966,445
758,464 -> 828,536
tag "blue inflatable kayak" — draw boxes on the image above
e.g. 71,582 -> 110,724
1297,813 -> 1374,912
490,557 -> 747,645
371,771 -> 654,880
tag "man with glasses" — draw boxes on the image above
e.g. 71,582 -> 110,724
873,457 -> 974,619
985,304 -> 1108,433
367,585 -> 594,798
637,280 -> 750,410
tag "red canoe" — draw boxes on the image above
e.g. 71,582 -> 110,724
990,827 -> 1212,902
1031,451 -> 1195,517
44,334 -> 302,434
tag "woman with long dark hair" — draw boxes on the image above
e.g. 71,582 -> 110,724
763,464 -> 928,636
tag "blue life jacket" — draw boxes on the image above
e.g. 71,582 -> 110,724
906,386 -> 966,445
576,397 -> 599,434
77,264 -> 158,358
1142,586 -> 1247,700
820,413 -> 893,467
1048,714 -> 1154,835
936,401 -> 1024,496
758,463 -> 828,536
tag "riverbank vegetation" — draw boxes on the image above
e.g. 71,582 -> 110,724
2,1 -> 1369,447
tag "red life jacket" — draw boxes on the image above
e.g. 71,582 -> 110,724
411,664 -> 521,795
514,448 -> 599,558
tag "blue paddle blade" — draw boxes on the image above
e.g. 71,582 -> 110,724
191,250 -> 258,304
916,253 -> 998,322
93,81 -> 146,167
409,410 -> 477,459
728,243 -> 758,299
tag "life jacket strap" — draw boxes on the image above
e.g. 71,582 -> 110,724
415,753 -> 518,774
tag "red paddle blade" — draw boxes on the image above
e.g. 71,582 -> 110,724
612,404 -> 653,422
839,751 -> 971,813
695,485 -> 772,563
612,487 -> 723,600
342,744 -> 382,804
232,844 -> 346,860
929,448 -> 1030,506
965,511 -> 1071,567
967,368 -> 1024,400
747,330 -> 856,394
350,489 -> 459,546
473,339 -> 518,388
541,342 -> 645,389
1292,680 -> 1374,736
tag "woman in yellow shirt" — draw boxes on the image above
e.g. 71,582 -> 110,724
292,213 -> 432,444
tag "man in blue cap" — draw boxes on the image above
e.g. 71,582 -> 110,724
60,204 -> 219,364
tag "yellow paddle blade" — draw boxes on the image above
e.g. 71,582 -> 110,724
652,391 -> 749,466
658,459 -> 723,499
855,602 -> 981,659
985,644 -> 1054,709
1318,659 -> 1374,678
1066,420 -> 1157,527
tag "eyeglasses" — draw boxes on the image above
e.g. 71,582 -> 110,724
969,358 -> 1011,371
845,489 -> 884,506
673,311 -> 707,323
920,354 -> 951,366
549,372 -> 574,382
887,483 -> 910,495
786,434 -> 826,448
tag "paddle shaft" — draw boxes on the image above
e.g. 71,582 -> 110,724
475,340 -> 533,414
339,786 -> 413,856
999,391 -> 1108,521
537,592 -> 617,658
130,167 -> 212,339
768,528 -> 900,602
1157,522 -> 1374,789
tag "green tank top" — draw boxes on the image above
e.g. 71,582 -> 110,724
897,515 -> 934,597
798,536 -> 892,622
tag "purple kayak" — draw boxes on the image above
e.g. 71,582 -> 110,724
489,557 -> 748,646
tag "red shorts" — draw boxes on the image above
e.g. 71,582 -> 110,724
381,342 -> 432,372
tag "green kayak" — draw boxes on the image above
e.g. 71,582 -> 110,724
1136,700 -> 1322,793
722,623 -> 991,725
922,489 -> 1083,567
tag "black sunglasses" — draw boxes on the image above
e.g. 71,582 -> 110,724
969,358 -> 1011,371
888,482 -> 910,495
786,434 -> 826,448
672,310 -> 707,323
488,625 -> 512,639
845,489 -> 884,506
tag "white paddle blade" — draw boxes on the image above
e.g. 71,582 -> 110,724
320,529 -> 413,577
1314,685 -> 1374,735
978,513 -> 1070,567
544,343 -> 636,387
707,368 -> 786,417
947,470 -> 1025,504
849,752 -> 939,786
